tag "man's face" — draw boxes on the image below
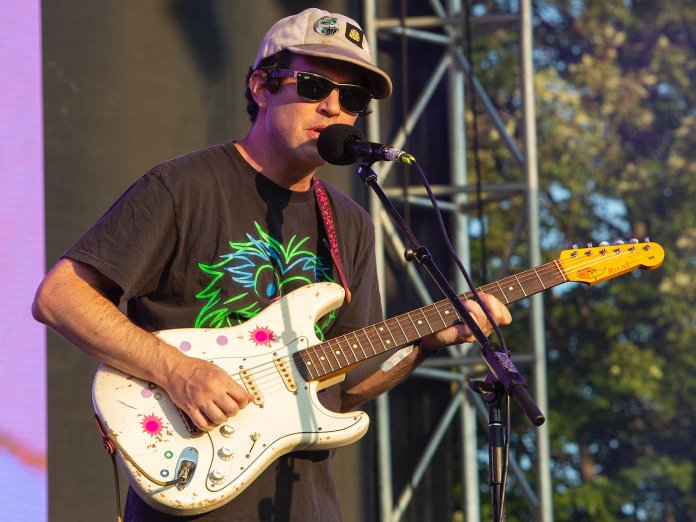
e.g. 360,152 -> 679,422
257,55 -> 369,170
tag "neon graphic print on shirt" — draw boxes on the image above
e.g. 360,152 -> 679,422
195,222 -> 335,339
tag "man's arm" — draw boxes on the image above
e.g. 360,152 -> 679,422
340,293 -> 512,412
32,258 -> 253,431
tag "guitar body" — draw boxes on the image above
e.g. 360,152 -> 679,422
93,282 -> 369,515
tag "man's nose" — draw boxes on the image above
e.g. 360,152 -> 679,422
318,88 -> 342,116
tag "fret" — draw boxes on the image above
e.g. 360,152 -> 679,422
320,340 -> 335,367
553,259 -> 568,283
300,350 -> 320,379
405,312 -> 424,343
444,303 -> 457,324
517,273 -> 534,295
325,342 -> 339,372
310,351 -> 321,379
491,280 -> 509,304
513,274 -> 527,297
531,262 -> 563,290
436,301 -> 457,329
377,321 -> 398,352
438,300 -> 470,330
332,337 -> 352,367
533,266 -> 546,289
370,325 -> 384,354
348,330 -> 369,361
414,307 -> 433,337
347,335 -> 362,364
391,316 -> 410,346
307,346 -> 325,375
500,275 -> 521,301
348,331 -> 367,363
417,308 -> 435,336
314,344 -> 331,374
362,327 -> 378,356
429,302 -> 449,332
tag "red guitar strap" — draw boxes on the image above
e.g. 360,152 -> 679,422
313,178 -> 352,303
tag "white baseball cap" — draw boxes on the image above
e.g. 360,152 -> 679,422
253,8 -> 392,99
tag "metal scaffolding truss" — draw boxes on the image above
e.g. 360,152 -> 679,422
362,1 -> 553,520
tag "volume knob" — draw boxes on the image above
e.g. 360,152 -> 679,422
209,469 -> 225,485
218,446 -> 234,460
220,424 -> 235,437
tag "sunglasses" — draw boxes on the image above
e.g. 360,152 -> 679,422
268,69 -> 373,114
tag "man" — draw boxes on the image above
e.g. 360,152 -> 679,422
33,8 -> 511,521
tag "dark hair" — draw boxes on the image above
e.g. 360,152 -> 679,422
245,50 -> 294,122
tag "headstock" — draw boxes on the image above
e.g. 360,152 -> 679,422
558,239 -> 664,285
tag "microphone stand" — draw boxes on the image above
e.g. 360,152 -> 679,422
356,162 -> 545,522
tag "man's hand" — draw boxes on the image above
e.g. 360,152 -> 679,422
420,292 -> 512,351
165,356 -> 256,432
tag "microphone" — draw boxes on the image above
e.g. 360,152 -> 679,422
317,124 -> 415,166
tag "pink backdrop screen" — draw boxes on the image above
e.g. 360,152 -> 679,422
0,0 -> 48,520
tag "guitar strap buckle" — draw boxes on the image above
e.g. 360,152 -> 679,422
94,414 -> 116,456
94,414 -> 123,521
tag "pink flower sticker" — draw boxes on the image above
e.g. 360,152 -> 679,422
141,413 -> 164,437
249,326 -> 275,347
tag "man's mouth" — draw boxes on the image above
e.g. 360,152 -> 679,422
310,125 -> 327,137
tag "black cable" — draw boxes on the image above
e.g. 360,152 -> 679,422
412,159 -> 508,353
464,0 -> 489,285
400,0 -> 410,226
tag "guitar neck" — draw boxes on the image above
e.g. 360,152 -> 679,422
296,259 -> 567,380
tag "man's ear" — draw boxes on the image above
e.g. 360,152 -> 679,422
248,69 -> 269,110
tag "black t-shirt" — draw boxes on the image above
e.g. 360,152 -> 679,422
65,143 -> 382,521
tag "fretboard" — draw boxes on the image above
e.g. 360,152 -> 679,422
295,259 -> 567,380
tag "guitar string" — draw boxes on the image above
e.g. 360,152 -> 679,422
231,246 -> 653,389
214,246 -> 654,394
145,246 -> 653,428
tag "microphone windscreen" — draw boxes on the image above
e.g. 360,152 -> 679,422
317,124 -> 365,165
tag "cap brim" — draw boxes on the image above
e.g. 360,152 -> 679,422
286,44 -> 392,99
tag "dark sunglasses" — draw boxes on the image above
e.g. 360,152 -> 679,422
268,69 -> 373,114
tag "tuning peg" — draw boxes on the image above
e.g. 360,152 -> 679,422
644,236 -> 651,243
614,240 -> 625,245
587,242 -> 593,248
572,244 -> 578,250
599,241 -> 610,247
629,238 -> 639,244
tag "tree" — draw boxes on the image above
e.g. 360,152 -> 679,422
466,1 -> 696,519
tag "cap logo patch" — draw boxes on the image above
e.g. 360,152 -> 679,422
345,22 -> 364,48
314,16 -> 340,36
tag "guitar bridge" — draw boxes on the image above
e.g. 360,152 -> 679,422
178,409 -> 201,435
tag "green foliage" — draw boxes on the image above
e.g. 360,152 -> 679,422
462,0 -> 696,520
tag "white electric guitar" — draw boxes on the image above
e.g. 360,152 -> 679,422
93,241 -> 664,515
